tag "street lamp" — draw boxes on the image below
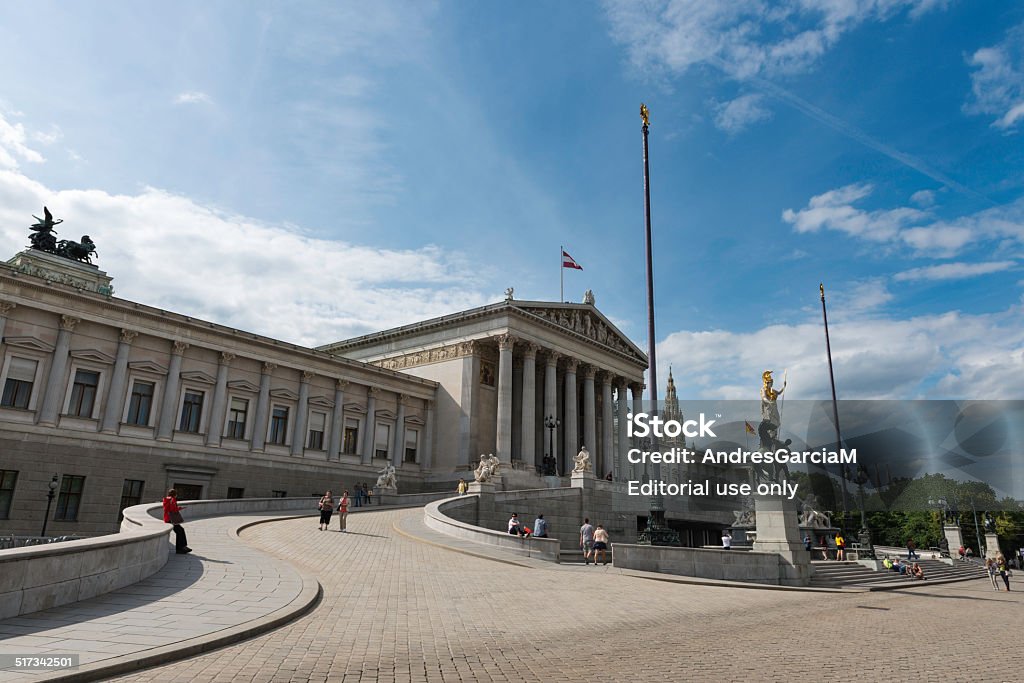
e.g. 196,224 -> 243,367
852,465 -> 874,558
544,415 -> 560,476
41,474 -> 58,537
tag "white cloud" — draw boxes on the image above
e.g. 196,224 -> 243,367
31,125 -> 63,146
0,112 -> 45,170
783,184 -> 1024,257
174,91 -> 213,105
964,23 -> 1024,131
894,261 -> 1016,282
659,305 -> 1024,400
0,169 -> 492,347
603,0 -> 948,79
910,189 -> 935,207
713,94 -> 772,134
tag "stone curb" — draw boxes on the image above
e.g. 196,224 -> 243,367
391,515 -> 539,570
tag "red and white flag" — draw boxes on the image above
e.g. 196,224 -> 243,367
562,250 -> 583,270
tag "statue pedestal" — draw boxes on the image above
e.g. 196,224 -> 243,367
7,249 -> 113,296
943,525 -> 963,557
984,532 -> 1001,559
375,488 -> 398,505
467,480 -> 495,526
752,497 -> 810,586
467,481 -> 495,495
570,469 -> 596,490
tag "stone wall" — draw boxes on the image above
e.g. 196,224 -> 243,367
612,544 -> 788,585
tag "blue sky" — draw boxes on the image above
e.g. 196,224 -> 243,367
0,1 -> 1022,400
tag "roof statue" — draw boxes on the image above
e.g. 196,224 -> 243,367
640,103 -> 650,127
583,289 -> 595,305
27,207 -> 98,264
505,287 -> 514,301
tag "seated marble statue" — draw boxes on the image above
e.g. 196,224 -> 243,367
474,453 -> 500,483
375,464 -> 397,490
573,446 -> 592,473
798,494 -> 831,529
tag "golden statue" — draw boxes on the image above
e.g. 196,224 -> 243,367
640,103 -> 650,127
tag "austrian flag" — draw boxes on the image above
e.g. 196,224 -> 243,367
562,250 -> 583,270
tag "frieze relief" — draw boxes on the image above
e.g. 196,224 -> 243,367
373,340 -> 481,371
524,308 -> 633,355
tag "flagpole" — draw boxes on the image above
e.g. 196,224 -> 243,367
560,245 -> 564,303
820,283 -> 850,526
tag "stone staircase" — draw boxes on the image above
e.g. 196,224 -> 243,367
809,558 -> 988,590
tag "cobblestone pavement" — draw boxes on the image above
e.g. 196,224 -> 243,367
115,508 -> 1022,683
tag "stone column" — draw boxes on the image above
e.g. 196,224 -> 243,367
155,341 -> 188,441
563,358 -> 579,472
361,387 -> 378,465
422,400 -> 434,470
0,302 -> 16,361
251,362 -> 276,451
630,382 -> 644,480
100,329 -> 138,434
328,379 -> 347,461
205,352 -> 235,447
543,351 -> 560,470
38,315 -> 79,426
601,373 -> 614,480
616,379 -> 629,481
519,342 -> 538,466
391,394 -> 406,468
291,370 -> 313,456
495,333 -> 515,464
582,365 -> 597,464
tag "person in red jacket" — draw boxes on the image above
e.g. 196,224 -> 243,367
163,489 -> 191,554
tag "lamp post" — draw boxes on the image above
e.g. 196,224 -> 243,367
968,497 -> 983,559
544,415 -> 560,476
41,474 -> 58,537
852,465 -> 874,558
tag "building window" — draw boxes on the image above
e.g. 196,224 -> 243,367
69,369 -> 100,417
119,479 -> 144,521
343,418 -> 359,454
227,487 -> 244,499
271,490 -> 287,498
227,397 -> 248,439
55,475 -> 85,521
179,391 -> 204,433
269,406 -> 289,445
126,381 -> 154,426
1,357 -> 37,409
374,423 -> 390,460
0,470 -> 17,519
404,428 -> 419,463
307,411 -> 326,450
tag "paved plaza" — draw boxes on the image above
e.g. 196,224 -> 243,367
1,506 -> 1021,683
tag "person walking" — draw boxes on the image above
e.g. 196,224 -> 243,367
533,514 -> 548,538
986,558 -> 1000,590
835,532 -> 846,561
337,490 -> 350,533
906,538 -> 919,560
580,518 -> 595,565
163,488 -> 191,554
457,478 -> 468,495
593,524 -> 610,565
998,556 -> 1012,591
318,490 -> 334,531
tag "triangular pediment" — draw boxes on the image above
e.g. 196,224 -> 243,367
343,402 -> 367,414
3,336 -> 55,353
227,379 -> 260,393
70,348 -> 116,364
180,370 -> 216,385
404,415 -> 425,426
309,395 -> 334,409
270,388 -> 299,401
129,360 -> 168,375
375,409 -> 396,420
512,303 -> 647,364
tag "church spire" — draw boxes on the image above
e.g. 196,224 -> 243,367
664,365 -> 681,422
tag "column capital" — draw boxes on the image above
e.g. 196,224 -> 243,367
544,350 -> 562,366
119,329 -> 139,344
521,342 -> 541,360
220,351 -> 236,366
615,376 -> 628,391
301,370 -> 316,383
172,340 -> 190,356
564,357 -> 579,372
599,370 -> 614,386
60,315 -> 80,332
630,382 -> 645,398
0,301 -> 15,316
336,378 -> 350,390
262,361 -> 277,374
368,386 -> 381,398
582,364 -> 597,380
496,333 -> 516,351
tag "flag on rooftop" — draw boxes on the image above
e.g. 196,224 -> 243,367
562,250 -> 583,270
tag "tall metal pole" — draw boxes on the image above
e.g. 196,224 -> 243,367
560,245 -> 564,303
820,284 -> 851,528
638,103 -> 678,546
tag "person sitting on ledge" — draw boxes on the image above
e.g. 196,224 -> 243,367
508,512 -> 526,537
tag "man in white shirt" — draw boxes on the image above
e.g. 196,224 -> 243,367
722,530 -> 732,550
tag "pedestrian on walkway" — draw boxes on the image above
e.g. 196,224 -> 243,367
337,490 -> 350,533
457,478 -> 468,495
722,530 -> 732,550
906,538 -> 919,560
318,491 -> 334,531
998,556 -> 1012,591
533,514 -> 548,538
593,525 -> 610,565
580,518 -> 595,565
835,532 -> 846,561
986,559 -> 1000,590
163,488 -> 191,554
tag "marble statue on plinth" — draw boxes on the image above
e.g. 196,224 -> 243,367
572,446 -> 592,473
474,453 -> 500,482
798,494 -> 831,529
375,463 -> 397,490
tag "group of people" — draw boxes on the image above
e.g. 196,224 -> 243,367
957,545 -> 975,561
985,556 -> 1013,591
317,490 -> 352,532
504,513 -> 611,565
882,556 -> 926,579
804,532 -> 848,560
